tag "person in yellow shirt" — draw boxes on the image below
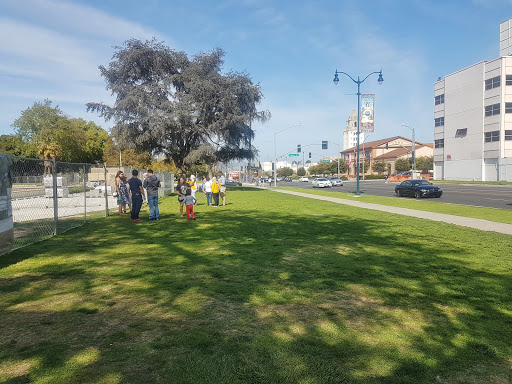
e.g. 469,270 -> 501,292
188,175 -> 197,205
211,176 -> 220,207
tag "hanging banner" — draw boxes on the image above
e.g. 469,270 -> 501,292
360,94 -> 375,132
348,153 -> 353,169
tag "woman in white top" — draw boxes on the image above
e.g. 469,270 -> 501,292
203,177 -> 213,206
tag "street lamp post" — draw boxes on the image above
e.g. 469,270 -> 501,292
327,141 -> 341,179
362,134 -> 371,180
333,70 -> 383,195
402,123 -> 416,176
273,124 -> 301,187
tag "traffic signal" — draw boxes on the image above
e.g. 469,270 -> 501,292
322,141 -> 328,149
309,152 -> 311,158
297,144 -> 301,153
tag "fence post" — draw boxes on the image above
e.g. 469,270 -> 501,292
83,164 -> 87,223
104,163 -> 109,217
52,158 -> 58,235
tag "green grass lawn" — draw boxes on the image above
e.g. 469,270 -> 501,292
1,188 -> 511,383
276,187 -> 512,225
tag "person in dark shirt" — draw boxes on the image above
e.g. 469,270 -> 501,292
143,169 -> 161,220
127,169 -> 145,222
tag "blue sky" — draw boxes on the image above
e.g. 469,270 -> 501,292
1,0 -> 512,163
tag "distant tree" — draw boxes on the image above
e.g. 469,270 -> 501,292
10,100 -> 108,162
87,39 -> 270,173
150,159 -> 178,174
187,164 -> 208,178
416,156 -> 433,172
325,161 -> 339,175
307,164 -> 320,175
339,160 -> 348,174
102,136 -> 152,168
297,167 -> 306,176
278,167 -> 293,177
395,158 -> 411,173
35,118 -> 108,163
0,135 -> 25,156
12,99 -> 64,143
372,161 -> 387,175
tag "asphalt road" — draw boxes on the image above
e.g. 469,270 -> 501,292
271,179 -> 512,210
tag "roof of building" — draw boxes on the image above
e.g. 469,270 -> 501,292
373,143 -> 433,160
341,136 -> 412,154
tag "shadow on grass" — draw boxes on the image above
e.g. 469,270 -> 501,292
1,192 -> 511,383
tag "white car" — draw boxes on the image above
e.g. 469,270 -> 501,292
329,178 -> 344,187
299,176 -> 309,182
312,178 -> 332,188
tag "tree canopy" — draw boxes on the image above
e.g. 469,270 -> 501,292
4,100 -> 109,163
87,39 -> 270,173
394,158 -> 411,173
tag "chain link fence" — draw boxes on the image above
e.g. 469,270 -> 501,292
0,154 -> 174,255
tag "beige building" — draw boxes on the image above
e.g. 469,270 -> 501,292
340,136 -> 433,177
343,109 -> 366,151
434,18 -> 512,181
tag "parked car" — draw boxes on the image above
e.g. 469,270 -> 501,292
395,179 -> 442,198
299,176 -> 309,182
329,177 -> 344,187
225,181 -> 242,187
312,178 -> 332,188
283,177 -> 293,182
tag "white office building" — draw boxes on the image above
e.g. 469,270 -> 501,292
343,109 -> 365,151
434,18 -> 512,181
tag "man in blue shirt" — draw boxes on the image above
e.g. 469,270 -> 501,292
127,170 -> 145,222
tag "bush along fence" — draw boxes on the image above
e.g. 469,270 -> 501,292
0,154 -> 174,256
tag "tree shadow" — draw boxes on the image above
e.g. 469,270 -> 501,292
1,193 -> 511,383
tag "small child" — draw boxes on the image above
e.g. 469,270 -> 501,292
181,189 -> 197,221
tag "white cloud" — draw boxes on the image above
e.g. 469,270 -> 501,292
0,0 -> 164,134
1,0 -> 158,42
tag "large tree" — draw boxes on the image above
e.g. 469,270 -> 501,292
87,39 -> 270,172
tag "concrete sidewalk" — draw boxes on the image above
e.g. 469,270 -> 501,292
267,188 -> 512,235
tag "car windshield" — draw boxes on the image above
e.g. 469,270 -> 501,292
411,180 -> 430,186
317,178 -> 328,181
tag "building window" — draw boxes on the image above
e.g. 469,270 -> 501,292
484,103 -> 500,117
506,102 -> 512,113
434,139 -> 444,148
507,75 -> 512,86
505,130 -> 512,140
484,131 -> 500,142
485,76 -> 501,90
455,128 -> 467,138
435,94 -> 445,105
435,117 -> 444,127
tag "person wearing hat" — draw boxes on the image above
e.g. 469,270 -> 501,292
188,175 -> 197,205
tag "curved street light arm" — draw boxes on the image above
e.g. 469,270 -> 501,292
334,70 -> 358,84
360,71 -> 382,84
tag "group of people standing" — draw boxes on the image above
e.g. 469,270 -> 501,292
115,169 -> 227,223
177,172 -> 227,221
115,169 -> 161,222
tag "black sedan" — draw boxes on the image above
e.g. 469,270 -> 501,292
395,179 -> 442,198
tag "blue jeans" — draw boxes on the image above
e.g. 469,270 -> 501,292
205,192 -> 212,206
147,195 -> 159,219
